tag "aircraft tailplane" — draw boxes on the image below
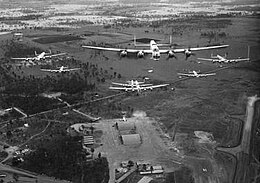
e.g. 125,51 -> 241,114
247,45 -> 250,59
224,52 -> 228,59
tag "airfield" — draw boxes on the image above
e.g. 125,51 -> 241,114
0,1 -> 260,183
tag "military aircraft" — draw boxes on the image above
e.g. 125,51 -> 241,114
177,70 -> 216,78
0,108 -> 12,116
82,36 -> 229,61
197,46 -> 250,63
109,80 -> 168,92
15,60 -> 37,67
40,66 -> 80,73
111,80 -> 152,87
11,50 -> 66,61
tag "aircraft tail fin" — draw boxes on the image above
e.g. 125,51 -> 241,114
35,51 -> 37,56
224,52 -> 228,59
247,45 -> 250,59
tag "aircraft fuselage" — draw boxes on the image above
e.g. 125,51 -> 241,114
150,40 -> 160,61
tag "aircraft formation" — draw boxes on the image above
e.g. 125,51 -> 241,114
7,35 -> 251,93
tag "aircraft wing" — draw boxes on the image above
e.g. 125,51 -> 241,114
44,53 -> 66,58
140,84 -> 169,90
199,73 -> 216,77
109,86 -> 133,91
40,69 -> 59,72
63,68 -> 80,71
177,73 -> 195,77
11,57 -> 34,60
168,45 -> 229,53
139,84 -> 153,87
82,45 -> 152,54
111,82 -> 131,86
197,58 -> 215,61
126,81 -> 145,84
229,58 -> 250,62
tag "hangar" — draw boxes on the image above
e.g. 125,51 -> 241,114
117,122 -> 136,133
121,134 -> 141,145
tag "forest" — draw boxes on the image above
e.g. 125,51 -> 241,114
17,135 -> 109,183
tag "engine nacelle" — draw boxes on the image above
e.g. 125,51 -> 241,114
137,51 -> 145,58
120,50 -> 127,57
184,49 -> 194,60
184,49 -> 192,57
168,50 -> 176,59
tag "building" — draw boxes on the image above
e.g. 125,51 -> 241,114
117,122 -> 136,135
121,134 -> 141,145
83,136 -> 94,145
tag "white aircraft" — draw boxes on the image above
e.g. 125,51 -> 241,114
15,60 -> 36,67
11,50 -> 66,61
197,46 -> 250,63
111,80 -> 152,88
41,66 -> 80,73
109,80 -> 169,92
177,70 -> 216,78
0,108 -> 12,116
82,36 -> 229,61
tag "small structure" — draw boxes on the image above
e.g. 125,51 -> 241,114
13,32 -> 23,41
68,123 -> 92,135
121,134 -> 141,145
41,92 -> 62,99
117,122 -> 136,132
139,165 -> 164,175
83,136 -> 94,145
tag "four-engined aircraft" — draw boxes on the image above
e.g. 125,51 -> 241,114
111,80 -> 152,87
82,36 -> 229,61
177,70 -> 216,78
40,66 -> 80,73
15,60 -> 36,67
11,50 -> 66,61
197,46 -> 250,63
109,80 -> 168,92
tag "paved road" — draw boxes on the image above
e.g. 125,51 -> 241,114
217,95 -> 260,155
217,95 -> 260,183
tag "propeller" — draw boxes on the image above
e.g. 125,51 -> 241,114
168,50 -> 177,59
119,49 -> 127,58
184,49 -> 196,60
224,52 -> 228,58
137,51 -> 145,58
